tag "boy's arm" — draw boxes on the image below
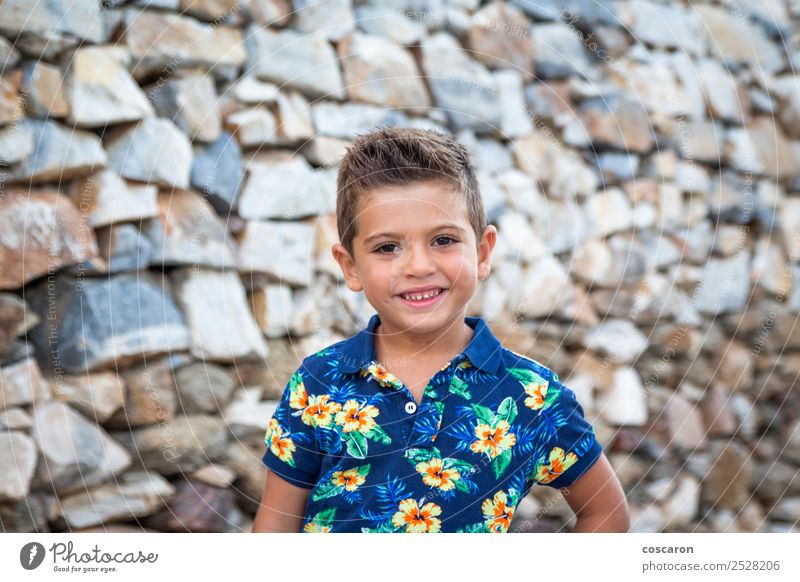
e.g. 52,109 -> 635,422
560,452 -> 630,532
252,468 -> 311,533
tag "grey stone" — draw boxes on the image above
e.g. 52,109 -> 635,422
244,25 -> 345,100
0,432 -> 37,501
55,372 -> 126,424
0,119 -> 34,165
311,101 -> 409,139
171,268 -> 268,363
70,169 -> 159,228
420,32 -> 501,134
112,414 -> 228,475
9,119 -> 107,184
60,471 -> 175,529
105,117 -> 193,189
531,22 -> 598,80
31,401 -> 132,495
175,361 -> 237,414
66,45 -> 154,128
292,0 -> 355,42
338,33 -> 430,111
144,189 -> 238,269
190,132 -> 245,215
121,9 -> 246,81
238,221 -> 315,288
0,0 -> 104,57
237,157 -> 330,220
27,272 -> 190,374
94,223 -> 154,273
147,72 -> 222,143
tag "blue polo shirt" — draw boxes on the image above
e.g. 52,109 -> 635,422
262,313 -> 603,533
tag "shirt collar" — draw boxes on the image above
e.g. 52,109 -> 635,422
335,313 -> 503,375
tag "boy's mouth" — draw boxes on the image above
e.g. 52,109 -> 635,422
397,287 -> 447,306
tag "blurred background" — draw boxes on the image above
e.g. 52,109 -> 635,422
1,0 -> 799,533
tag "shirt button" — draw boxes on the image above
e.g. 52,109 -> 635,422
405,402 -> 417,414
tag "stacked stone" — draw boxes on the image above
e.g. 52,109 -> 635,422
1,0 -> 799,533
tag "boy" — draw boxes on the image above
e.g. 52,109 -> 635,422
252,127 -> 629,533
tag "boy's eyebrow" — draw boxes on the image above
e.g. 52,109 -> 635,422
362,224 -> 466,245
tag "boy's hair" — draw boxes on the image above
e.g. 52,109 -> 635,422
335,126 -> 486,257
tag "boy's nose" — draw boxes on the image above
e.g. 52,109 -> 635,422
400,244 -> 436,277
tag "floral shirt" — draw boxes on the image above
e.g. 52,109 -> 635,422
262,313 -> 602,533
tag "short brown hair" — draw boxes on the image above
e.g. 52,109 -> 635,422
335,126 -> 486,257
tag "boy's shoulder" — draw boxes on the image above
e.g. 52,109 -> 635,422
495,344 -> 562,387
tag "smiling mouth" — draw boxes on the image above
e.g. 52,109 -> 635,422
398,288 -> 446,301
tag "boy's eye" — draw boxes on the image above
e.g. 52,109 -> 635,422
374,243 -> 398,254
372,236 -> 457,254
434,235 -> 457,246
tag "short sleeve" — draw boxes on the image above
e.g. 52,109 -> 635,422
262,364 -> 323,489
529,378 -> 603,489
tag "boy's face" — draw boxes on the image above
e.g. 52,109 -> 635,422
332,181 -> 497,339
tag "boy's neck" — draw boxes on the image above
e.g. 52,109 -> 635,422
373,313 -> 475,364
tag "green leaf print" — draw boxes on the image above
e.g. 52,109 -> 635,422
456,522 -> 490,533
449,375 -> 472,400
311,480 -> 343,501
454,479 -> 473,494
496,396 -> 518,424
507,367 -> 546,386
443,457 -> 474,475
344,431 -> 368,458
366,424 -> 392,445
405,448 -> 439,464
471,403 -> 496,425
542,381 -> 561,410
492,448 -> 513,479
288,370 -> 303,392
314,507 -> 337,528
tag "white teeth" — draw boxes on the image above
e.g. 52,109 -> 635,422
402,288 -> 442,301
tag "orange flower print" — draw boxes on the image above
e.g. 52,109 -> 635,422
335,399 -> 380,433
331,468 -> 366,492
391,498 -> 442,533
523,378 -> 548,410
481,491 -> 515,533
301,394 -> 341,428
289,380 -> 309,410
365,362 -> 403,390
265,418 -> 296,464
469,420 -> 517,459
535,447 -> 578,484
303,522 -> 332,533
416,458 -> 460,491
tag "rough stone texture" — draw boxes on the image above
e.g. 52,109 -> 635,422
67,46 -> 154,128
147,72 -> 222,143
0,188 -> 99,291
54,372 -> 126,424
172,268 -> 268,363
1,0 -> 799,535
26,273 -> 190,374
121,9 -> 246,81
190,132 -> 245,215
0,431 -> 37,501
420,33 -> 500,134
244,25 -> 345,100
338,33 -> 430,111
31,401 -> 132,495
60,471 -> 175,529
145,189 -> 238,269
8,119 -> 107,183
71,170 -> 159,228
105,117 -> 193,189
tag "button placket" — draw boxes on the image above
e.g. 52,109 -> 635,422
405,357 -> 461,448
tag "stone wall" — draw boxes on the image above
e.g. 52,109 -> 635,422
1,0 -> 800,532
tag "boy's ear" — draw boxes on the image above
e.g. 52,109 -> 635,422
331,243 -> 364,292
477,225 -> 497,281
